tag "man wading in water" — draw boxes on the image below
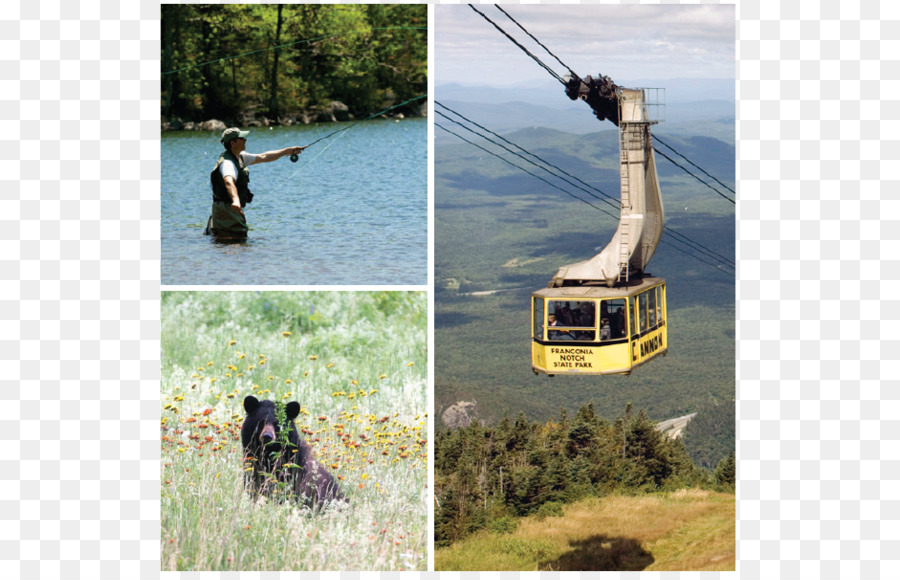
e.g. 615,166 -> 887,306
205,127 -> 307,238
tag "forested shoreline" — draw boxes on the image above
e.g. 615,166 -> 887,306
161,5 -> 427,129
435,402 -> 735,547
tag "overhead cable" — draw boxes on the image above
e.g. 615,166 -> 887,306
652,146 -> 735,205
470,5 -> 734,208
466,4 -> 566,85
435,121 -> 618,220
654,134 -> 736,195
436,115 -> 734,275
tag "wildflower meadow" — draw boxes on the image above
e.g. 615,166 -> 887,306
160,291 -> 428,571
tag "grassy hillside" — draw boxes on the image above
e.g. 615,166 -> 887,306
435,122 -> 735,466
435,490 -> 735,571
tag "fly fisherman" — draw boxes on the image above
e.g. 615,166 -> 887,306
205,127 -> 307,237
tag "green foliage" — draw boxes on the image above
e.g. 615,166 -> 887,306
714,451 -> 736,491
489,516 -> 518,534
499,538 -> 556,561
435,402 -> 730,546
618,409 -> 671,489
162,5 -> 426,122
682,397 -> 736,470
535,501 -> 563,520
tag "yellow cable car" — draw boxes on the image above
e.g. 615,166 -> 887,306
532,84 -> 667,376
531,278 -> 666,376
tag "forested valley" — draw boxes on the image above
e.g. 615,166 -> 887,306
435,402 -> 736,547
161,4 -> 427,126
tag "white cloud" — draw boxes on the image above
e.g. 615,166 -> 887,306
436,4 -> 735,86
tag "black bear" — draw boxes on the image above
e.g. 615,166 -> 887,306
241,395 -> 345,508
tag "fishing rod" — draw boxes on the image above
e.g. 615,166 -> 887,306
288,94 -> 427,161
256,92 -> 427,201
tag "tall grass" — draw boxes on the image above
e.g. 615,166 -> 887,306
161,291 -> 427,571
435,490 -> 735,571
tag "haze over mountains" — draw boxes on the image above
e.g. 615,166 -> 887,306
436,78 -> 734,137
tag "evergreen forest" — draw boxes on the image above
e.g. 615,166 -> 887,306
161,4 -> 427,125
435,402 -> 736,547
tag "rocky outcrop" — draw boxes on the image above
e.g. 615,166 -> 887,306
162,99 -> 422,132
198,119 -> 226,131
330,101 -> 350,122
441,401 -> 477,429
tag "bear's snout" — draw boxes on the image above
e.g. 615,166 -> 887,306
260,423 -> 276,444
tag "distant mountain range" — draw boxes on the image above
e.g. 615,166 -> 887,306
435,78 -> 734,137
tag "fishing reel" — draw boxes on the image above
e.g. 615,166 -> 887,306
290,153 -> 299,163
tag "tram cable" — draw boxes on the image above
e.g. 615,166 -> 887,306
653,146 -> 736,205
437,102 -> 619,209
436,103 -> 735,272
436,119 -> 735,276
469,4 -> 734,210
435,121 -> 619,221
654,135 -> 736,196
466,5 -> 567,85
436,106 -> 620,213
436,107 -> 734,272
457,6 -> 733,375
492,5 -> 576,81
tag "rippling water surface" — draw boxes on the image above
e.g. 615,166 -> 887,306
162,118 -> 426,286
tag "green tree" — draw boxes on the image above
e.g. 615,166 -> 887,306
617,407 -> 671,489
433,401 -> 722,546
161,4 -> 426,123
714,450 -> 736,490
683,397 -> 736,470
567,402 -> 599,457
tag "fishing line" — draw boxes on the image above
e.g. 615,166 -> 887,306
263,93 -> 427,199
301,94 -> 427,148
247,132 -> 349,233
263,127 -> 349,200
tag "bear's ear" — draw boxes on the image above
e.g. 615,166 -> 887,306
285,401 -> 300,421
243,395 -> 259,414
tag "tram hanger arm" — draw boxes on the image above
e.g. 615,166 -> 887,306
564,72 -> 620,126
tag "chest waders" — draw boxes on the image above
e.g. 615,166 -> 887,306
205,150 -> 253,237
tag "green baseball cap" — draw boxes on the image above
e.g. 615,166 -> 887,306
221,127 -> 250,144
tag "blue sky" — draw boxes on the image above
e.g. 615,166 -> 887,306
435,4 -> 736,86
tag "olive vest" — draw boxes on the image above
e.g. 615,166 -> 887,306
210,150 -> 253,206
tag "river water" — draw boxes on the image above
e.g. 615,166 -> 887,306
161,118 -> 427,286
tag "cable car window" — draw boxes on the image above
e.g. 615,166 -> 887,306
648,287 -> 657,328
533,298 -> 544,340
548,301 -> 588,327
638,292 -> 648,332
629,296 -> 637,339
658,284 -> 665,322
548,300 -> 596,341
601,298 -> 627,339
